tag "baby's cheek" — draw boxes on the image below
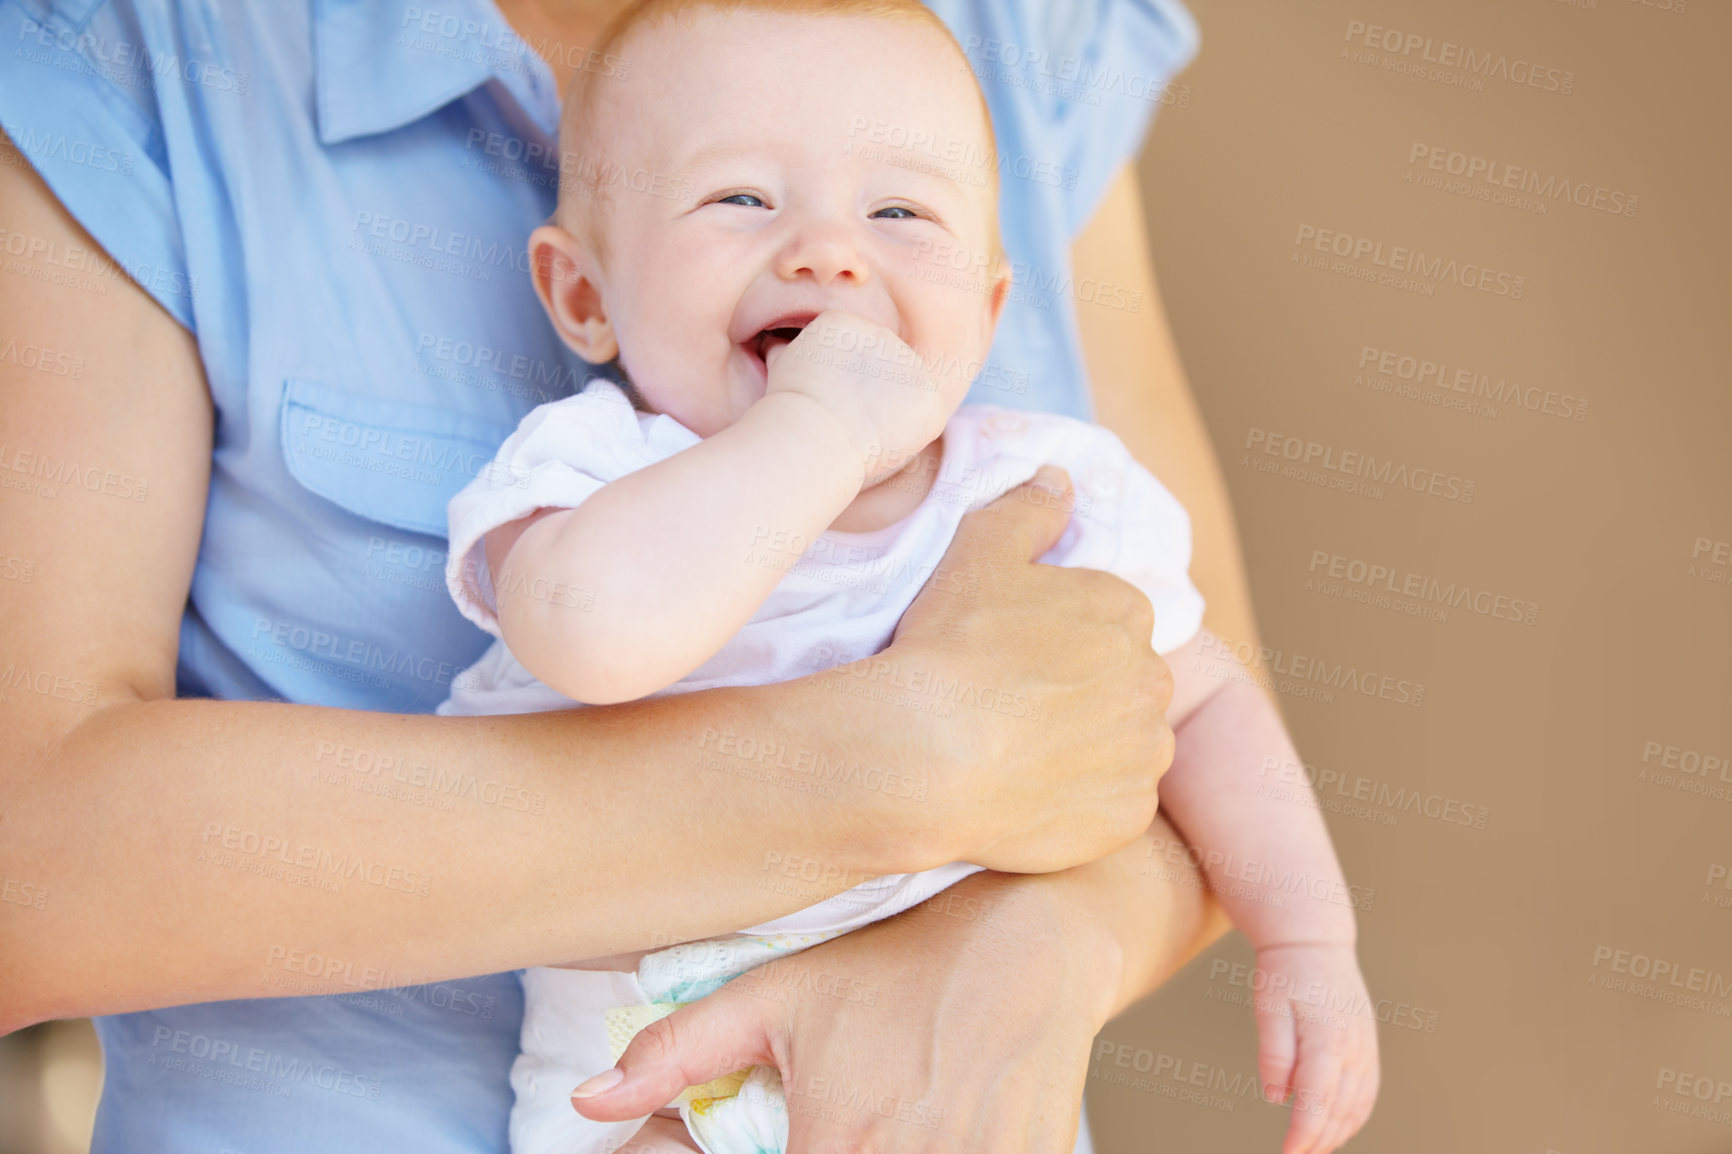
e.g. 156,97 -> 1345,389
931,308 -> 996,375
623,312 -> 724,411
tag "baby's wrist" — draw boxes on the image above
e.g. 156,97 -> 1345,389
1241,907 -> 1358,956
750,389 -> 871,481
1252,933 -> 1359,956
1240,883 -> 1357,949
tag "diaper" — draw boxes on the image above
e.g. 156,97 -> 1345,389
511,930 -> 843,1154
512,928 -> 1098,1154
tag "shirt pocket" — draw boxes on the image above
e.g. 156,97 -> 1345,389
279,378 -> 515,539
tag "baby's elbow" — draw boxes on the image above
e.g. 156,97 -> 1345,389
495,593 -> 678,705
514,626 -> 665,706
551,665 -> 655,706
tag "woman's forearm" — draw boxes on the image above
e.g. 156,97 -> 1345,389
1073,165 -> 1264,653
0,670 -> 933,1031
1008,811 -> 1233,1023
0,132 -> 1196,1039
0,132 -> 891,1026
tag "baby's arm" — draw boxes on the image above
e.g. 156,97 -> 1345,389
489,388 -> 862,705
1160,632 -> 1379,1153
489,312 -> 947,706
1160,632 -> 1356,954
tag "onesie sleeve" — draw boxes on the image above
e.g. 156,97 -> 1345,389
1023,415 -> 1205,654
1111,447 -> 1207,654
0,0 -> 194,329
444,381 -> 699,637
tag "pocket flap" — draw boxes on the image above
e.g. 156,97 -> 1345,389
280,378 -> 513,538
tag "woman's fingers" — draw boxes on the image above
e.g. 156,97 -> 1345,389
889,463 -> 1077,639
570,993 -> 773,1122
607,872 -> 1117,1154
886,462 -> 1174,875
949,464 -> 1077,566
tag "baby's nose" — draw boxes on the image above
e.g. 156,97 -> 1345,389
775,225 -> 870,286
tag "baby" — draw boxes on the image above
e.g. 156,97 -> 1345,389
437,2 -> 1377,1153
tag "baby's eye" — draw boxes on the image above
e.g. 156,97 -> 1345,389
716,192 -> 767,208
871,205 -> 921,220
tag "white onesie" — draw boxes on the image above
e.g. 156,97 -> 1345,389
438,379 -> 1205,1154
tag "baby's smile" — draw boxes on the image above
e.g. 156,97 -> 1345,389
731,309 -> 823,389
533,7 -> 1009,442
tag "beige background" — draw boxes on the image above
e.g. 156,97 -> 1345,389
1090,0 -> 1732,1151
3,1 -> 1728,1151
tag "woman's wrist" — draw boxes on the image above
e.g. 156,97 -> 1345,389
916,866 -> 1130,1032
752,654 -> 970,877
974,814 -> 1233,1023
823,636 -> 1018,867
804,634 -> 1050,874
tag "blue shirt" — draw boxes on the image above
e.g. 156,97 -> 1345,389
0,0 -> 1197,1149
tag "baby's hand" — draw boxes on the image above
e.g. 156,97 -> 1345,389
764,309 -> 950,488
1251,942 -> 1380,1154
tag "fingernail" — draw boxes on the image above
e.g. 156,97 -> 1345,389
571,1068 -> 626,1099
1029,465 -> 1068,494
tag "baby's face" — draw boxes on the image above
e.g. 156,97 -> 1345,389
556,10 -> 1006,438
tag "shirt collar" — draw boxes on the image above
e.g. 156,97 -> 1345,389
313,0 -> 560,145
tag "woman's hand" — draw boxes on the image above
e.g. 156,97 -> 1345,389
571,870 -> 1124,1153
839,465 -> 1177,875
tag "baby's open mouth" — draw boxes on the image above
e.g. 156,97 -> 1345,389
744,313 -> 817,372
754,326 -> 803,361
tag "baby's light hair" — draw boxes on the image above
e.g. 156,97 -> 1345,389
556,0 -> 1003,269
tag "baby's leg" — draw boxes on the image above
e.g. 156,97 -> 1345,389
615,1116 -> 703,1153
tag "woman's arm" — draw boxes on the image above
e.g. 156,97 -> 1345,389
1074,164 -> 1264,653
573,812 -> 1228,1153
0,138 -> 882,1020
1039,812 -> 1234,1021
0,136 -> 1175,1032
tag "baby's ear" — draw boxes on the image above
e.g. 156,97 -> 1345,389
529,224 -> 618,364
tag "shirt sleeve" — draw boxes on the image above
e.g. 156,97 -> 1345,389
0,0 -> 194,329
1036,0 -> 1201,236
444,382 -> 698,637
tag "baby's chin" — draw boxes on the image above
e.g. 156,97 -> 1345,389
637,352 -> 766,437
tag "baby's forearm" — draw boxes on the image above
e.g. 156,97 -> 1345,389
1158,677 -> 1357,950
495,392 -> 866,704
